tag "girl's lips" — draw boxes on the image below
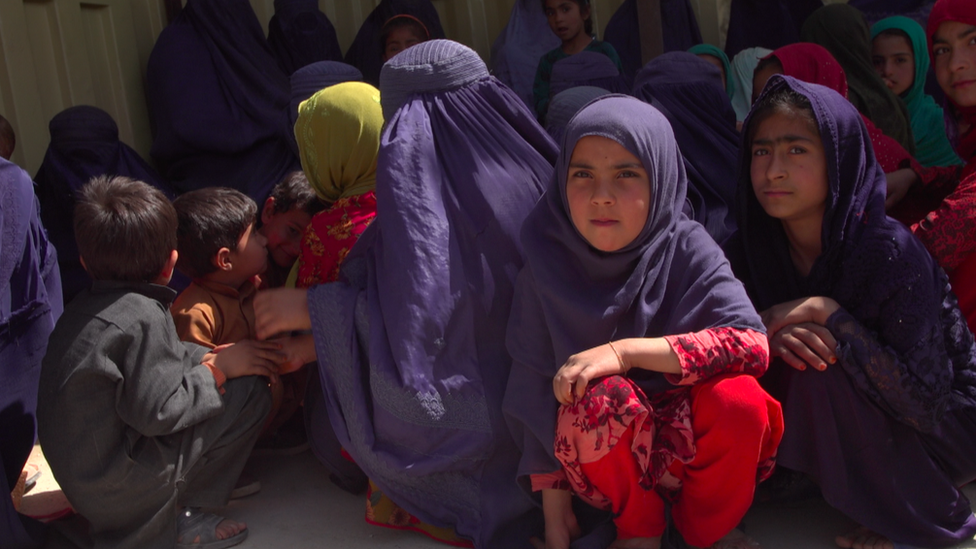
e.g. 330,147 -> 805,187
591,219 -> 618,227
953,79 -> 976,89
763,190 -> 791,197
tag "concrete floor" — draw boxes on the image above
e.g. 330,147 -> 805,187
28,446 -> 976,549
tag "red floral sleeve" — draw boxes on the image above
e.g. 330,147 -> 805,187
662,327 -> 769,386
911,172 -> 976,272
530,471 -> 570,492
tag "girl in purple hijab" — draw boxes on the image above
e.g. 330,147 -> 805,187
33,105 -> 174,304
725,74 -> 976,549
145,0 -> 300,201
254,40 -> 557,548
504,94 -> 782,549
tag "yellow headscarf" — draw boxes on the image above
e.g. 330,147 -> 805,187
295,81 -> 383,203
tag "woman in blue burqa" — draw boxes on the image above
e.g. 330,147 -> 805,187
253,40 -> 558,548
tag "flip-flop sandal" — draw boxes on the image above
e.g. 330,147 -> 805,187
176,508 -> 248,549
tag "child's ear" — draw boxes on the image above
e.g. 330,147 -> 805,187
79,255 -> 89,274
213,247 -> 234,271
154,250 -> 179,285
261,197 -> 276,225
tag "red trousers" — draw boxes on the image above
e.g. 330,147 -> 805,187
574,375 -> 783,547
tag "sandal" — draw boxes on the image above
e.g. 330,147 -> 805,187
176,508 -> 248,549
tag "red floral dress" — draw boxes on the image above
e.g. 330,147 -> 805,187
531,327 -> 775,508
296,191 -> 377,288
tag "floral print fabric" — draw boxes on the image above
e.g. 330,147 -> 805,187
296,191 -> 377,287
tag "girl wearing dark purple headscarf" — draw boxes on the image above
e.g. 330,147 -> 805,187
342,0 -> 445,85
726,74 -> 976,549
33,105 -> 174,305
254,40 -> 558,548
505,94 -> 782,549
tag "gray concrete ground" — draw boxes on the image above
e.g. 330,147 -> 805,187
32,446 -> 976,549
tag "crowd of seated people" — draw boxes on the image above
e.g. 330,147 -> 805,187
4,0 -> 976,548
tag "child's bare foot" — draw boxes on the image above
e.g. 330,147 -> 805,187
176,507 -> 248,548
835,526 -> 893,549
610,536 -> 662,549
700,529 -> 762,549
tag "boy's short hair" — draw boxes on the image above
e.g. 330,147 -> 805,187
173,187 -> 257,279
269,171 -> 327,217
74,175 -> 177,282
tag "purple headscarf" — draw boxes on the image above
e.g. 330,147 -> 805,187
504,94 -> 762,488
343,0 -> 445,85
287,61 -> 363,155
1,158 -> 61,547
33,106 -> 173,304
546,86 -> 613,143
633,52 -> 738,243
490,0 -> 561,110
306,40 -> 556,547
146,0 -> 300,200
728,75 -> 976,431
549,51 -> 632,99
267,0 -> 343,76
603,0 -> 703,80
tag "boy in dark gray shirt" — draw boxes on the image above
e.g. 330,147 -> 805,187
38,176 -> 285,549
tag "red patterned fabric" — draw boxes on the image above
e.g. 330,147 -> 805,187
565,374 -> 783,546
295,191 -> 376,287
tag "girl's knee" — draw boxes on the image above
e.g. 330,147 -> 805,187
692,374 -> 778,431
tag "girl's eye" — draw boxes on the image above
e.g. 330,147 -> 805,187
789,146 -> 806,154
571,170 -> 591,178
933,46 -> 949,57
752,148 -> 769,157
618,170 -> 638,178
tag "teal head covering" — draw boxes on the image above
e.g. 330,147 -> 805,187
688,43 -> 735,101
871,16 -> 963,167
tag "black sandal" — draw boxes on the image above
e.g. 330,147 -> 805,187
175,507 -> 248,549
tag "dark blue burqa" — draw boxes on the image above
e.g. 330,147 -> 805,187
726,75 -> 976,547
602,0 -> 702,81
306,40 -> 557,548
343,0 -> 445,85
633,52 -> 738,243
1,158 -> 62,549
146,0 -> 300,200
490,0 -> 561,110
33,106 -> 174,305
267,0 -> 343,76
723,0 -> 822,58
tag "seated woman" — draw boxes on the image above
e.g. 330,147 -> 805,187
871,16 -> 963,168
633,52 -> 739,244
504,94 -> 783,549
254,40 -> 558,548
33,105 -> 176,304
915,0 -> 976,334
726,74 -> 976,549
267,0 -> 342,76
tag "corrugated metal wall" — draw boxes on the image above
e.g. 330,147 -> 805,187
0,0 -> 729,175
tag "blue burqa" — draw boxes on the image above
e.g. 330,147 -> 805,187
490,0 -> 561,110
1,158 -> 62,548
603,0 -> 702,81
146,0 -> 300,201
33,105 -> 174,304
633,52 -> 739,243
306,40 -> 557,548
267,0 -> 343,76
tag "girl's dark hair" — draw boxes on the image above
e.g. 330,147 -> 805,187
541,0 -> 593,37
381,14 -> 431,45
746,83 -> 818,145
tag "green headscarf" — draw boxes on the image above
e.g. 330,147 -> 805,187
871,16 -> 964,167
688,43 -> 736,101
295,81 -> 384,203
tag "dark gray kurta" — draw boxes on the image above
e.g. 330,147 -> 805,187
38,281 -> 270,549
